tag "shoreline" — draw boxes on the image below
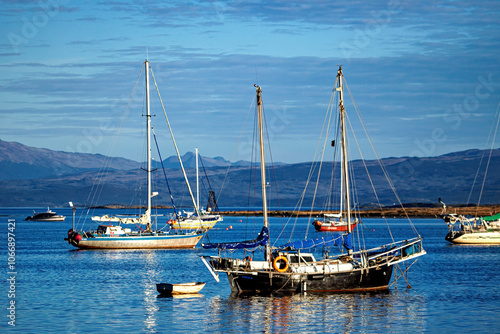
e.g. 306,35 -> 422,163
90,204 -> 500,218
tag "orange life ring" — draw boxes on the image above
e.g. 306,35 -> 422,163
272,255 -> 289,273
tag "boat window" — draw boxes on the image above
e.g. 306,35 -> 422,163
301,256 -> 314,263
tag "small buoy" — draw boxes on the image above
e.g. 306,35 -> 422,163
229,225 -> 232,229
372,229 -> 375,231
239,220 -> 242,222
226,228 -> 228,230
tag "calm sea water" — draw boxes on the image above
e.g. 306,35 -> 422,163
1,207 -> 500,333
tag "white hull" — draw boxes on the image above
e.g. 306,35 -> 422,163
170,216 -> 220,230
449,231 -> 500,244
74,234 -> 202,249
30,217 -> 65,222
157,282 -> 206,294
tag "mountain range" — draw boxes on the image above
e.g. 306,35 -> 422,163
0,139 -> 498,207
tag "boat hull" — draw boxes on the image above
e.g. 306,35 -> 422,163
226,263 -> 393,294
312,221 -> 357,232
67,233 -> 203,249
156,282 -> 206,294
26,216 -> 65,222
170,217 -> 219,230
446,231 -> 500,244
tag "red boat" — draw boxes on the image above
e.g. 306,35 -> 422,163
312,213 -> 358,232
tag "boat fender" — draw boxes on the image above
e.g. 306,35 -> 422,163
273,256 -> 289,273
74,234 -> 82,243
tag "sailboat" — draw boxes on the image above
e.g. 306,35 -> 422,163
201,68 -> 426,294
170,148 -> 223,230
440,208 -> 500,244
64,59 -> 204,249
312,213 -> 357,232
439,109 -> 500,244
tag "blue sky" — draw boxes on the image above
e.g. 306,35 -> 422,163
1,0 -> 499,163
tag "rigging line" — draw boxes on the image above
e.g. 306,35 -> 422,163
325,111 -> 342,210
242,102 -> 259,241
78,64 -> 144,230
249,103 -> 259,238
344,77 -> 419,237
216,95 -> 256,205
151,126 -> 179,218
466,151 -> 487,206
149,64 -> 202,222
346,134 -> 366,251
475,101 -> 500,215
282,87 -> 338,244
466,104 -> 500,206
306,88 -> 338,240
199,154 -> 220,212
276,87 -> 340,245
345,107 -> 395,242
261,102 -> 285,235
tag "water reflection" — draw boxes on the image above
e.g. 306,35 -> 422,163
157,293 -> 204,299
204,290 -> 427,333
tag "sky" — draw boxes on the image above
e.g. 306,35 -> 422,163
1,0 -> 499,164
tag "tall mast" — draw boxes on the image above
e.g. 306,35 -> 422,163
196,147 -> 199,211
256,85 -> 270,260
148,65 -> 202,220
337,66 -> 351,232
145,60 -> 152,230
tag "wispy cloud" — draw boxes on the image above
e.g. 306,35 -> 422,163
0,0 -> 498,162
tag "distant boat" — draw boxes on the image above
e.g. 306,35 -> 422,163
64,59 -> 205,249
312,213 -> 358,232
202,69 -> 426,294
25,208 -> 65,221
440,199 -> 500,244
169,148 -> 223,230
439,110 -> 500,244
156,282 -> 206,295
170,211 -> 221,230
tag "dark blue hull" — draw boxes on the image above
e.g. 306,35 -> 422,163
227,263 -> 393,294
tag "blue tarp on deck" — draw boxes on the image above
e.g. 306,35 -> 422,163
278,233 -> 351,250
202,227 -> 269,250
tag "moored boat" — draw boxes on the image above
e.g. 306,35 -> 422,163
169,212 -> 221,230
26,207 -> 65,221
169,148 -> 223,230
438,107 -> 500,245
440,200 -> 500,244
64,59 -> 205,250
156,282 -> 206,295
202,70 -> 426,294
312,213 -> 358,232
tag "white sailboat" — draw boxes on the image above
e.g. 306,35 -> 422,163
202,68 -> 426,294
439,109 -> 500,244
170,147 -> 222,230
440,201 -> 500,244
65,59 -> 204,249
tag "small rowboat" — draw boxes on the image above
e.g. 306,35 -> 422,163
156,282 -> 206,295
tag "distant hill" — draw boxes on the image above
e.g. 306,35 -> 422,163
0,139 -> 252,180
0,139 -> 498,207
0,139 -> 139,180
159,151 -> 252,169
